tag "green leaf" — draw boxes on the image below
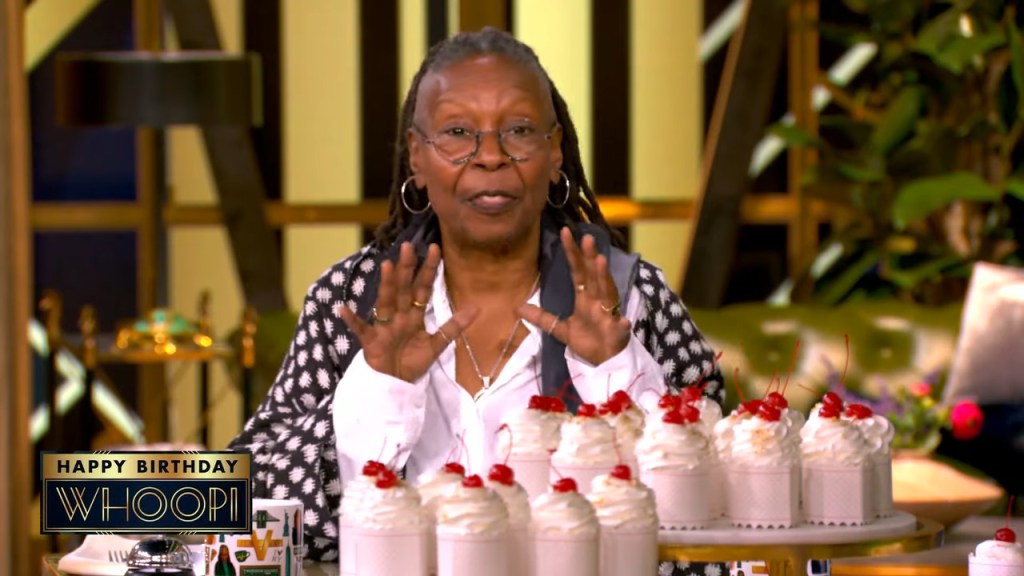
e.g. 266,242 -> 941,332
1009,17 -> 1024,112
916,5 -> 964,56
892,172 -> 1001,229
868,86 -> 924,155
768,122 -> 821,148
836,160 -> 886,183
815,247 -> 882,305
915,6 -> 1006,74
1007,176 -> 1024,202
887,254 -> 964,289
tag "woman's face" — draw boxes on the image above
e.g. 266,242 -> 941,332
219,546 -> 229,561
408,54 -> 563,250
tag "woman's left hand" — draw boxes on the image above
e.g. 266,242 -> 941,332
518,227 -> 632,366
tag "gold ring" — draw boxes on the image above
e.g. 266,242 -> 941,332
547,317 -> 560,334
372,307 -> 393,324
600,302 -> 622,316
412,299 -> 427,309
576,284 -> 586,292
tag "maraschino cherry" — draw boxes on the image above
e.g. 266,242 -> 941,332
678,404 -> 701,424
362,460 -> 385,476
757,402 -> 782,422
737,399 -> 763,415
609,464 -> 632,481
462,474 -> 484,488
487,464 -> 515,487
845,403 -> 873,419
577,403 -> 598,418
658,394 -> 682,412
528,395 -> 547,410
818,404 -> 841,419
996,496 -> 1017,543
552,478 -> 578,493
681,386 -> 703,404
662,410 -> 686,425
822,392 -> 844,409
376,469 -> 398,489
442,462 -> 466,476
765,391 -> 789,410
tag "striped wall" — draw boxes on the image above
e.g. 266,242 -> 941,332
165,0 -> 703,447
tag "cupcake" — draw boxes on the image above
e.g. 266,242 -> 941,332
529,478 -> 600,576
969,525 -> 1024,576
550,403 -> 623,494
800,403 -> 872,526
843,403 -> 896,518
486,464 -> 531,576
353,468 -> 429,576
586,466 -> 659,576
435,475 -> 510,576
725,401 -> 801,528
636,404 -> 715,529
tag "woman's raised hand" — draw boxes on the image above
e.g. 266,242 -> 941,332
518,228 -> 632,366
339,242 -> 478,382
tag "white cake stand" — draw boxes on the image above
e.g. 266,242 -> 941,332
657,512 -> 944,576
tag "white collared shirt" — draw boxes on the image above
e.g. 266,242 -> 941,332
332,262 -> 667,487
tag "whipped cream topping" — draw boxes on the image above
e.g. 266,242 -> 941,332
800,416 -> 870,466
530,490 -> 600,537
604,406 -> 645,454
552,417 -> 618,465
416,470 -> 465,515
691,398 -> 724,433
711,411 -> 749,463
486,479 -> 531,528
586,474 -> 658,530
972,540 -> 1024,566
498,408 -> 563,456
730,415 -> 801,467
435,483 -> 509,537
360,482 -> 427,530
636,417 -> 712,471
845,414 -> 895,455
340,474 -> 377,522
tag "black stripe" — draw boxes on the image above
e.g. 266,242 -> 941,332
361,0 -> 399,242
244,0 -> 282,201
427,0 -> 448,47
591,0 -> 630,243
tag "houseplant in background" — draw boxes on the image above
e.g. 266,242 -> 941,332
774,0 -> 1024,305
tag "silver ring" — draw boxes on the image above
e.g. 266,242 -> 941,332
547,317 -> 560,334
372,307 -> 393,324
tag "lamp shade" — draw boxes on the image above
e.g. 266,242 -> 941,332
55,51 -> 262,127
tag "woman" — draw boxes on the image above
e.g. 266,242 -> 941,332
213,545 -> 236,576
230,28 -> 723,573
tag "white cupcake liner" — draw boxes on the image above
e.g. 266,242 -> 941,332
639,468 -> 712,529
353,525 -> 428,576
725,464 -> 801,528
437,532 -> 509,576
968,556 -> 1024,576
529,531 -> 599,576
507,454 -> 551,502
802,462 -> 871,526
599,526 -> 658,576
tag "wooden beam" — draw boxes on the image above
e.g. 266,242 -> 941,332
1,0 -> 33,571
682,0 -> 788,307
32,195 -> 823,230
165,0 -> 288,314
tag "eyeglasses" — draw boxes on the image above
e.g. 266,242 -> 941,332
412,122 -> 559,165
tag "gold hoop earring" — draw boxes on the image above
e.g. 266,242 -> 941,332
401,176 -> 431,214
547,170 -> 571,208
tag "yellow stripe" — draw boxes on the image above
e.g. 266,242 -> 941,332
514,0 -> 592,177
630,0 -> 702,291
24,0 -> 102,71
282,0 -> 362,311
399,0 -> 427,106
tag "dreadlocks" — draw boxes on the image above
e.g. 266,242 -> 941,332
374,27 -> 623,249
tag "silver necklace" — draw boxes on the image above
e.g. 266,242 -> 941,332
452,273 -> 540,389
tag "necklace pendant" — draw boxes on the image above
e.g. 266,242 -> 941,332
481,376 -> 491,389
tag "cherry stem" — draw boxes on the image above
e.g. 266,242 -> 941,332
731,366 -> 746,403
795,382 -> 818,395
549,461 -> 565,480
693,351 -> 724,397
606,374 -> 612,401
783,339 -> 800,396
1008,495 -> 1016,529
385,444 -> 404,470
499,423 -> 513,467
625,372 -> 645,396
457,432 -> 470,473
841,333 -> 850,386
376,437 -> 388,464
763,370 -> 778,399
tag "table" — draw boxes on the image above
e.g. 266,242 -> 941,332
42,515 -> 945,576
658,513 -> 944,576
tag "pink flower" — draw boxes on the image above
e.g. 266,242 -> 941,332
908,381 -> 933,398
950,401 -> 984,440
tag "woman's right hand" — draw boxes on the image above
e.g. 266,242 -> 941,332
338,242 -> 477,382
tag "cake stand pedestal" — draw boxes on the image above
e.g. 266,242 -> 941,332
658,512 -> 944,576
